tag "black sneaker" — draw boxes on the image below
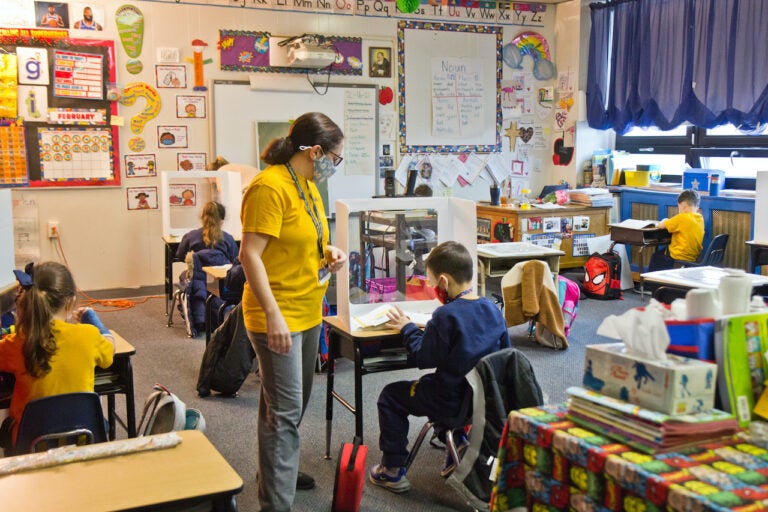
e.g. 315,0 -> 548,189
297,471 -> 315,490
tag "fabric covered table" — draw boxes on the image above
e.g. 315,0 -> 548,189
490,404 -> 768,512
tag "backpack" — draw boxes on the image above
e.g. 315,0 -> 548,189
583,243 -> 622,300
557,275 -> 580,337
137,384 -> 206,436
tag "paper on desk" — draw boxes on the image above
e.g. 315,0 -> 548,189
401,310 -> 431,328
596,301 -> 670,360
351,304 -> 395,330
531,203 -> 565,209
614,219 -> 659,229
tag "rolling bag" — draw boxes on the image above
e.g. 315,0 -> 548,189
331,436 -> 367,512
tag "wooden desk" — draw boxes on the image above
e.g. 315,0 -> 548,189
609,224 -> 671,299
642,265 -> 768,291
323,315 -> 413,458
1,331 -> 136,440
476,242 -> 564,297
0,430 -> 243,512
746,240 -> 768,275
476,204 -> 611,269
203,264 -> 232,343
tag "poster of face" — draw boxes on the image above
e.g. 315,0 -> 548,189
169,184 -> 196,207
176,95 -> 206,118
70,3 -> 105,31
157,126 -> 188,148
127,186 -> 158,210
177,152 -> 206,171
124,153 -> 156,177
155,65 -> 187,89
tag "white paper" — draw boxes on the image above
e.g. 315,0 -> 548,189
431,57 -> 484,138
395,155 -> 412,186
614,219 -> 659,229
344,88 -> 376,176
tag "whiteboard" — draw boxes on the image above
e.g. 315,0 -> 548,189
210,81 -> 378,214
398,21 -> 502,154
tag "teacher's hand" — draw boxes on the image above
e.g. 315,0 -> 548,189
266,312 -> 292,354
325,245 -> 347,273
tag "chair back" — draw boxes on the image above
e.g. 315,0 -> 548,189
698,234 -> 729,266
14,392 -> 107,455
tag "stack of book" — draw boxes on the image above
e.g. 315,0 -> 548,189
568,188 -> 614,207
566,386 -> 740,454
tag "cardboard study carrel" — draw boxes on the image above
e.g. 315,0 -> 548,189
715,312 -> 768,427
583,343 -> 717,415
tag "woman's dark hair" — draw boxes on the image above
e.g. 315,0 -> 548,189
260,112 -> 344,165
425,241 -> 474,283
17,261 -> 77,377
201,201 -> 225,247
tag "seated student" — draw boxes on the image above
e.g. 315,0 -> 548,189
176,201 -> 239,336
648,189 -> 704,272
368,241 -> 510,493
0,262 -> 115,453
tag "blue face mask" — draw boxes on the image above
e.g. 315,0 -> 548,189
313,154 -> 336,182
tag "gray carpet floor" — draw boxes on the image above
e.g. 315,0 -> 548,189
95,283 -> 646,512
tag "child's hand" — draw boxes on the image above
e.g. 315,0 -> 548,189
384,305 -> 411,331
72,307 -> 91,323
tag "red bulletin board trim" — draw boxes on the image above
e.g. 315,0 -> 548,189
29,37 -> 120,188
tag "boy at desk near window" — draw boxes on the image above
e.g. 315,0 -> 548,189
648,188 -> 704,271
0,262 -> 114,454
368,241 -> 510,493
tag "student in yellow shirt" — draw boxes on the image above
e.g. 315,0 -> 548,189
649,189 -> 705,271
239,112 -> 347,510
0,262 -> 115,453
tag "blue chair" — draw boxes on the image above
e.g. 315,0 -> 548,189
674,234 -> 729,268
13,392 -> 107,455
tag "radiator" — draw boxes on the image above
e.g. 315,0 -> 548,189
710,209 -> 750,271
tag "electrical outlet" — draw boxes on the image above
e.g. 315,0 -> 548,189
47,221 -> 59,238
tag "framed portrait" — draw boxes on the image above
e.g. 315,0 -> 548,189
127,186 -> 158,210
124,153 -> 156,178
176,95 -> 206,118
368,47 -> 391,78
155,65 -> 187,89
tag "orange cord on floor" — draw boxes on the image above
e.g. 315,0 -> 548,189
53,228 -> 164,313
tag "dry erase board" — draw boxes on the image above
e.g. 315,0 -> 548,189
210,81 -> 378,214
398,21 -> 502,154
1,33 -> 120,188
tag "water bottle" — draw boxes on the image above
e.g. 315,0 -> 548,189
709,174 -> 721,197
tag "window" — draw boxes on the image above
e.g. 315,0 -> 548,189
616,124 -> 768,183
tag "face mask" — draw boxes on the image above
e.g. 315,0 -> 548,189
313,154 -> 336,182
432,285 -> 448,305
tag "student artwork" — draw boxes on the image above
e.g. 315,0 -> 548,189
176,95 -> 206,118
155,65 -> 186,89
187,39 -> 211,91
127,186 -> 157,210
18,86 -> 48,122
124,153 -> 156,178
502,31 -> 556,81
157,126 -> 188,148
552,130 -> 574,166
168,184 -> 196,207
177,152 -> 206,171
17,47 -> 50,85
115,4 -> 144,74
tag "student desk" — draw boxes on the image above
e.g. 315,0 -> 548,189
323,315 -> 413,458
492,403 -> 768,512
641,265 -> 768,293
746,240 -> 768,275
0,430 -> 243,512
1,331 -> 136,440
609,224 -> 671,299
476,242 -> 564,297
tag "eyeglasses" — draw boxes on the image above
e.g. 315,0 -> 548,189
327,150 -> 343,167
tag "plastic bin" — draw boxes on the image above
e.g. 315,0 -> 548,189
624,170 -> 650,187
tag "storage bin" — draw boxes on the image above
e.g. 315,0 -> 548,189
624,170 -> 650,187
365,276 -> 436,303
682,169 -> 725,194
665,319 -> 716,362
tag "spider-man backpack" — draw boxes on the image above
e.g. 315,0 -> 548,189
583,243 -> 622,300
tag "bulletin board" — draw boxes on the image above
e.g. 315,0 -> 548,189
210,80 -> 378,214
0,31 -> 120,188
398,21 -> 502,154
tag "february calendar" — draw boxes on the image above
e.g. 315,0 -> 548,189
37,127 -> 113,181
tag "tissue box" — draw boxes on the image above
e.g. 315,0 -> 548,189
583,343 -> 717,415
682,169 -> 725,194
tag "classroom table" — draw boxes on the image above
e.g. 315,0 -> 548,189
746,240 -> 768,275
0,430 -> 243,512
641,265 -> 768,292
609,223 -> 671,300
1,330 -> 136,440
491,403 -> 768,512
476,242 -> 564,297
323,315 -> 413,458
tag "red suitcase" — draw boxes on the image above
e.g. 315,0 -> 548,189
331,436 -> 367,512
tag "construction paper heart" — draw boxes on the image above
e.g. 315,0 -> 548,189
518,127 -> 533,143
552,137 -> 574,166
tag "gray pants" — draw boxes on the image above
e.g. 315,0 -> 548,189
247,325 -> 321,512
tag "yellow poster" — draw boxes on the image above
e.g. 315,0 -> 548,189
0,53 -> 19,118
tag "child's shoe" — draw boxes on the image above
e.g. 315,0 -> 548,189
440,435 -> 469,477
368,464 -> 411,493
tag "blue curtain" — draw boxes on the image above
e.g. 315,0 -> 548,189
587,0 -> 768,133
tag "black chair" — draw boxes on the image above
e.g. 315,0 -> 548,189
651,286 -> 688,305
674,234 -> 729,268
13,392 -> 107,455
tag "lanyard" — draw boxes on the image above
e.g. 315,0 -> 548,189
447,288 -> 472,304
285,162 -> 324,260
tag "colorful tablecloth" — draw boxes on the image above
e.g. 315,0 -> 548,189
490,404 -> 768,512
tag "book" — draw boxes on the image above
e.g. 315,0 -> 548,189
613,219 -> 659,229
350,304 -> 396,330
